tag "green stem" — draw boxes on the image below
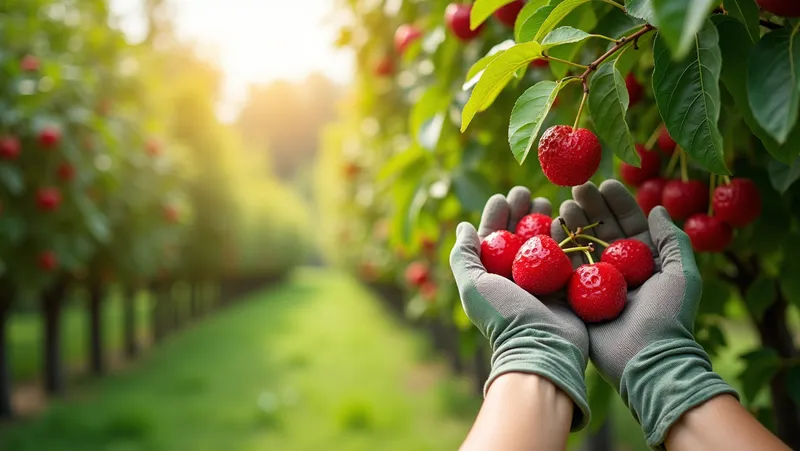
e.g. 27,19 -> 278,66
600,0 -> 626,11
578,221 -> 603,233
665,147 -> 680,178
582,249 -> 595,264
573,90 -> 588,130
545,55 -> 588,69
558,236 -> 574,247
645,126 -> 661,150
564,246 -> 593,254
575,234 -> 610,248
723,175 -> 732,184
679,148 -> 689,182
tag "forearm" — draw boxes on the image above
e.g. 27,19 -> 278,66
461,372 -> 573,451
665,394 -> 790,451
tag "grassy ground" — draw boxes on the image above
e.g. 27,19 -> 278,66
0,269 -> 479,451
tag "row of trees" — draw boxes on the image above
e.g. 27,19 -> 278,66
319,0 -> 800,447
0,0 -> 309,419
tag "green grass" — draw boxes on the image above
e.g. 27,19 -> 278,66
9,290 -> 153,382
0,269 -> 479,451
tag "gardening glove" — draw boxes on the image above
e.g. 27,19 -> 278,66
552,180 -> 737,448
450,186 -> 590,431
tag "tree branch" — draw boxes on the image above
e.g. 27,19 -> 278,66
578,24 -> 655,92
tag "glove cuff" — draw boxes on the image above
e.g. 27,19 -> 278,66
619,338 -> 739,449
485,329 -> 590,431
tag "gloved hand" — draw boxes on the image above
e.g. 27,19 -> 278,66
450,186 -> 590,430
552,180 -> 737,448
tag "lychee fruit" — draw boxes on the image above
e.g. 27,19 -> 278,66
620,144 -> 661,186
39,126 -> 61,148
0,136 -> 20,160
395,24 -> 422,55
530,59 -> 549,68
512,235 -> 573,295
57,162 -> 75,182
712,178 -> 761,227
661,179 -> 707,220
37,187 -> 62,211
39,251 -> 58,271
600,239 -> 654,287
625,73 -> 643,106
494,0 -> 524,27
636,177 -> 667,216
405,261 -> 430,287
538,125 -> 602,187
420,281 -> 438,302
374,56 -> 395,77
481,230 -> 525,278
445,3 -> 484,41
567,262 -> 627,323
683,214 -> 733,252
515,213 -> 553,241
21,55 -> 40,72
657,128 -> 676,155
756,0 -> 800,17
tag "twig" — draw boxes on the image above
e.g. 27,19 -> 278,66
578,24 -> 655,92
760,19 -> 782,30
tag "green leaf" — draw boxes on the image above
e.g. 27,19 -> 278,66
768,157 -> 800,194
747,27 -> 800,144
624,0 -> 655,22
745,276 -> 776,322
464,40 -> 516,87
471,0 -> 518,29
515,0 -> 551,42
588,60 -> 639,165
518,4 -> 556,42
541,26 -> 593,49
452,171 -> 492,211
377,145 -> 429,182
0,164 -> 24,195
787,365 -> 800,406
738,348 -> 781,403
779,237 -> 800,307
461,42 -> 542,132
714,16 -> 800,164
722,0 -> 760,43
534,0 -> 594,42
411,85 -> 452,143
508,80 -> 564,164
651,0 -> 716,58
653,21 -> 729,175
546,6 -> 598,79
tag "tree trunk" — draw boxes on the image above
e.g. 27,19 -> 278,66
151,281 -> 167,343
172,285 -> 181,329
0,285 -> 13,419
189,282 -> 198,319
123,286 -> 138,358
88,279 -> 105,375
42,278 -> 68,395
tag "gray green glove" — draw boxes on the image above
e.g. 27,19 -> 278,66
449,186 -> 590,431
552,180 -> 738,448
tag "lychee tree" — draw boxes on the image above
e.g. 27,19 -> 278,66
321,0 -> 800,446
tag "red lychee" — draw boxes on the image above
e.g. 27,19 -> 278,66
756,0 -> 800,17
512,235 -> 573,295
567,262 -> 627,323
37,187 -> 62,211
600,239 -> 654,287
494,0 -> 524,27
538,125 -> 602,187
0,136 -> 20,160
620,144 -> 661,187
395,24 -> 422,55
39,126 -> 61,148
683,214 -> 733,252
39,251 -> 58,271
636,177 -> 667,216
625,73 -> 643,106
661,179 -> 707,220
657,128 -> 676,155
405,261 -> 430,287
481,230 -> 525,278
515,213 -> 553,241
445,3 -> 484,41
712,178 -> 761,228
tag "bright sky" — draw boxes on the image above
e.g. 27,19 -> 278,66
110,0 -> 353,121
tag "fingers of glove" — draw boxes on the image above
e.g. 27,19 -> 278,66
478,194 -> 511,240
572,182 -> 625,243
450,222 -> 486,290
599,180 -> 654,251
554,200 -> 595,267
506,186 -> 533,231
648,206 -> 697,278
532,197 -> 553,216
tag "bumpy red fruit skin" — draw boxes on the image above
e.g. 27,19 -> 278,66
0,137 -> 20,160
39,251 -> 58,271
405,261 -> 430,286
620,144 -> 661,187
538,125 -> 602,187
57,162 -> 75,182
601,239 -> 654,287
568,262 -> 627,323
657,128 -> 676,155
395,24 -> 422,54
445,3 -> 484,41
625,73 -> 643,106
661,179 -> 708,220
756,0 -> 800,17
712,179 -> 762,227
512,235 -> 573,295
39,126 -> 61,148
515,213 -> 553,241
21,55 -> 40,72
37,187 -> 62,211
684,214 -> 733,252
481,230 -> 525,278
637,177 -> 667,216
494,0 -> 524,27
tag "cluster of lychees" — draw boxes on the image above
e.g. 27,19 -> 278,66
479,212 -> 652,323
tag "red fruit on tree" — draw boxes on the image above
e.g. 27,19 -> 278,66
494,0 -> 524,27
374,56 -> 395,77
480,230 -> 525,278
0,136 -> 20,160
512,235 -> 573,295
712,178 -> 762,227
420,281 -> 438,302
421,236 -> 437,254
395,24 -> 422,55
21,55 -> 40,72
625,73 -> 643,106
600,239 -> 654,287
636,177 -> 667,216
538,125 -> 602,187
515,213 -> 553,241
568,262 -> 627,323
445,3 -> 484,41
661,179 -> 707,220
57,162 -> 76,182
39,251 -> 58,271
756,0 -> 800,17
620,144 -> 661,186
146,138 -> 161,156
39,126 -> 61,148
405,261 -> 430,287
163,204 -> 179,223
657,127 -> 676,155
530,58 -> 549,68
37,187 -> 62,211
684,214 -> 733,253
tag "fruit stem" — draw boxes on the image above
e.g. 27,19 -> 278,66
665,146 -> 680,178
723,175 -> 732,184
582,249 -> 595,264
558,217 -> 577,247
577,221 -> 603,233
679,148 -> 689,182
558,236 -> 574,247
545,55 -> 589,69
644,126 -> 661,151
575,234 -> 609,248
563,245 -> 593,254
578,24 -> 655,91
573,90 -> 588,130
708,173 -> 716,216
599,0 -> 626,11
